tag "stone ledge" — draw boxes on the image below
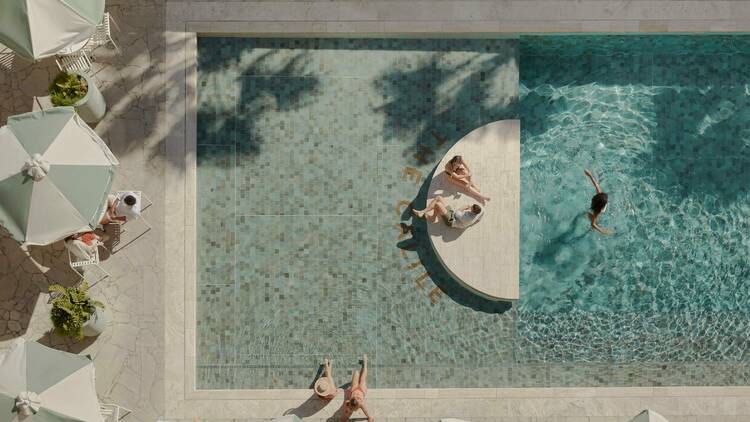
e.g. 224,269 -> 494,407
427,120 -> 520,301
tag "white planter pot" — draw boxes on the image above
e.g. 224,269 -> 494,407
72,72 -> 106,124
82,306 -> 108,337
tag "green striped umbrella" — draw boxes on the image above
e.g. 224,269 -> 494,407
0,0 -> 105,60
629,410 -> 670,422
0,107 -> 118,245
0,338 -> 104,422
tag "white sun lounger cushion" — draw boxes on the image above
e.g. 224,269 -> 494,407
65,238 -> 97,261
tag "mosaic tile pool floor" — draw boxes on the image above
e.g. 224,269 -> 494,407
196,36 -> 750,389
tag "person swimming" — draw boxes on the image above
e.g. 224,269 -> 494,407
584,169 -> 610,235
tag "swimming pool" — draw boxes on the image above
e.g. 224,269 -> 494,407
195,35 -> 750,389
518,36 -> 750,364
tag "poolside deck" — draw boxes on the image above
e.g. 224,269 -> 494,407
427,120 -> 520,301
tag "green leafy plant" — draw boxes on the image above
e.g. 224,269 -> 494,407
48,282 -> 103,340
49,72 -> 88,106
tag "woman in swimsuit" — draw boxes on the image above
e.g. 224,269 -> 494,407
340,355 -> 373,422
584,169 -> 610,235
444,155 -> 490,202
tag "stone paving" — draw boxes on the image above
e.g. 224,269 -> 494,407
3,1 -> 750,422
0,1 -> 165,421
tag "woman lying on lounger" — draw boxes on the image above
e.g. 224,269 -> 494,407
412,196 -> 483,229
444,155 -> 490,203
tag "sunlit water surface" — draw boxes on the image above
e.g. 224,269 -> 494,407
517,36 -> 750,363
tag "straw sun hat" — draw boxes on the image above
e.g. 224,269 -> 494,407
314,376 -> 335,397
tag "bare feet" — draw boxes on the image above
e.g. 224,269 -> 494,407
362,354 -> 368,367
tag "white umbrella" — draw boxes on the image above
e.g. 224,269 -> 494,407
0,0 -> 105,60
629,410 -> 670,422
0,338 -> 104,422
0,107 -> 119,245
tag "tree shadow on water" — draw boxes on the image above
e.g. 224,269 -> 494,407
397,168 -> 512,314
196,37 -> 519,177
372,45 -> 518,166
195,41 -> 321,168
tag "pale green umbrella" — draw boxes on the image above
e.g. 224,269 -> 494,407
629,410 -> 670,422
0,107 -> 118,245
0,0 -> 105,60
0,338 -> 104,422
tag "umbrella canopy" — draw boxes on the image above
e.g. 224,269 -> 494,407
0,107 -> 118,245
629,410 -> 670,422
0,338 -> 104,422
0,0 -> 105,60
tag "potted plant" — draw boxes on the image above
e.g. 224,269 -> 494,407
48,72 -> 106,123
48,282 -> 107,339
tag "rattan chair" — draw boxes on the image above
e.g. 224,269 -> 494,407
65,238 -> 110,287
56,50 -> 93,73
85,12 -> 121,55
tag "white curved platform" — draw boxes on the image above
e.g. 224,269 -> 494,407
427,120 -> 520,301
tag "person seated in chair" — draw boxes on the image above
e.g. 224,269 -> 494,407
100,191 -> 140,225
64,232 -> 102,261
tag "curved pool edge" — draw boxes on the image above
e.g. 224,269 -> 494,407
426,119 -> 521,301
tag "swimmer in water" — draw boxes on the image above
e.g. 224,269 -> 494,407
584,169 -> 610,235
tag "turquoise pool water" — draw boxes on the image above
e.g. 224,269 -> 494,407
196,36 -> 750,389
517,36 -> 750,363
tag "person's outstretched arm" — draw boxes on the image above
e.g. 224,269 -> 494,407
584,169 -> 602,193
444,161 -> 453,176
589,214 -> 610,235
451,172 -> 469,181
360,404 -> 374,422
592,223 -> 610,235
445,164 -> 468,181
459,156 -> 472,176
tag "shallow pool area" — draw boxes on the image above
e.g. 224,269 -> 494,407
195,35 -> 750,389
